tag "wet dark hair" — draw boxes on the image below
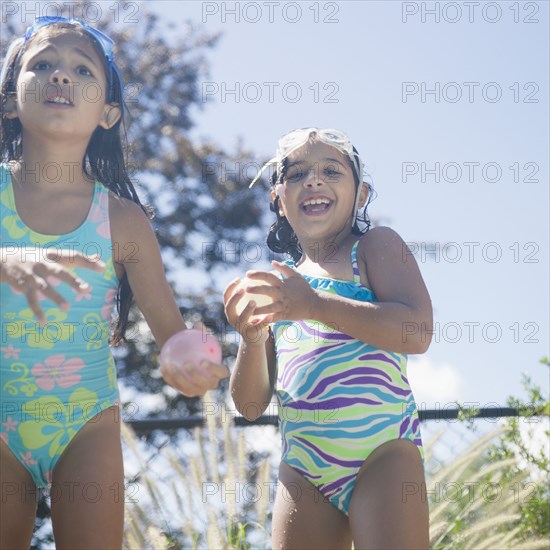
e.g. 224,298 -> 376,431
0,23 -> 150,345
266,144 -> 375,263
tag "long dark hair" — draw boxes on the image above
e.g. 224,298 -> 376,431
0,23 -> 149,345
266,147 -> 375,263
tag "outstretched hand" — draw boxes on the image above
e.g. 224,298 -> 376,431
0,247 -> 105,325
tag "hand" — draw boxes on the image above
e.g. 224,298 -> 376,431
0,247 -> 105,325
160,359 -> 229,398
223,277 -> 271,345
224,261 -> 319,330
246,260 -> 320,323
159,322 -> 229,397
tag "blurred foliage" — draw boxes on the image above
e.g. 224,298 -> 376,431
484,358 -> 550,541
3,0 -> 271,419
436,358 -> 549,547
120,393 -> 271,549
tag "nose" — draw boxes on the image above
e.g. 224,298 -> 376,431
303,166 -> 323,187
49,67 -> 71,86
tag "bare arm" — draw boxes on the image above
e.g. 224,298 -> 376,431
248,227 -> 433,354
311,227 -> 433,353
224,279 -> 277,420
110,196 -> 228,395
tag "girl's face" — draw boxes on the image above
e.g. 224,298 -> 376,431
10,29 -> 117,141
273,140 -> 363,242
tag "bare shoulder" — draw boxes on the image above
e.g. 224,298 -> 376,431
356,226 -> 411,269
109,194 -> 152,238
109,194 -> 157,266
109,193 -> 149,224
357,226 -> 426,301
359,226 -> 407,253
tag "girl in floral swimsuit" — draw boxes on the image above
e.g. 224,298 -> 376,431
0,17 -> 227,549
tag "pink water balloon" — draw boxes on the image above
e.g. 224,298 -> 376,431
159,329 -> 222,371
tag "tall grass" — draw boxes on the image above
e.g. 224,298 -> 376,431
426,425 -> 548,549
121,393 -> 272,549
121,405 -> 548,549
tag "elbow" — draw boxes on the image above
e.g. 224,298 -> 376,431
234,400 -> 265,422
401,315 -> 433,354
230,386 -> 268,422
407,337 -> 431,355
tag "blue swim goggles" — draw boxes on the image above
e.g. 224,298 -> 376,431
1,16 -> 123,106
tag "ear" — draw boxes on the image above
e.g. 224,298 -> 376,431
3,95 -> 18,120
357,183 -> 369,208
270,188 -> 286,217
98,104 -> 122,129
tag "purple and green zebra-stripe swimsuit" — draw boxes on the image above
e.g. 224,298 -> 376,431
0,164 -> 119,488
272,240 -> 424,515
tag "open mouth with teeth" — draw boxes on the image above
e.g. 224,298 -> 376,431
300,196 -> 333,214
46,96 -> 73,106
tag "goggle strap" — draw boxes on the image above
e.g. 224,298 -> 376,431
249,157 -> 277,188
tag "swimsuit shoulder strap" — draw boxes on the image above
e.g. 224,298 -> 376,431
351,240 -> 362,284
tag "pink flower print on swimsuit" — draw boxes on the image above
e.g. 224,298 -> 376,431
1,344 -> 21,359
88,190 -> 110,238
2,417 -> 19,432
101,288 -> 117,320
31,354 -> 85,391
74,286 -> 93,302
1,416 -> 19,445
19,451 -> 37,467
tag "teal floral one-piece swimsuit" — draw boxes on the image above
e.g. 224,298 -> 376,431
0,164 -> 119,488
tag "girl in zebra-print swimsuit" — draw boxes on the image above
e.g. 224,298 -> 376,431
224,128 -> 433,549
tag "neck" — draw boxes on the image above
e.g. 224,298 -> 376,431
15,131 -> 92,189
297,227 -> 355,267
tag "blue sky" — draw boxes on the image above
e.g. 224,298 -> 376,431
146,0 -> 549,409
4,1 -> 545,408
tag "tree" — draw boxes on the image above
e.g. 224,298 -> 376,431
3,2 -> 272,545
3,0 -> 270,419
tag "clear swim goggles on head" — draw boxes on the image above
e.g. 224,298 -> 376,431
1,16 -> 123,105
249,128 -> 363,188
249,128 -> 366,222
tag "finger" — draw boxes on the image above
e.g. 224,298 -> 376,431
31,265 -> 71,308
245,270 -> 282,285
224,287 -> 245,319
271,260 -> 297,278
261,314 -> 276,326
237,298 -> 261,324
245,284 -> 279,299
37,284 -> 71,311
223,277 -> 243,302
24,287 -> 46,326
46,249 -> 106,272
161,364 -> 203,397
199,361 -> 230,380
44,266 -> 92,293
180,363 -> 221,392
253,300 -> 284,316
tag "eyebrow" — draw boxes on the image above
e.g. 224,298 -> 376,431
286,157 -> 347,170
27,45 -> 100,69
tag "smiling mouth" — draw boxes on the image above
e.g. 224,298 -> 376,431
301,197 -> 332,213
46,96 -> 73,106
